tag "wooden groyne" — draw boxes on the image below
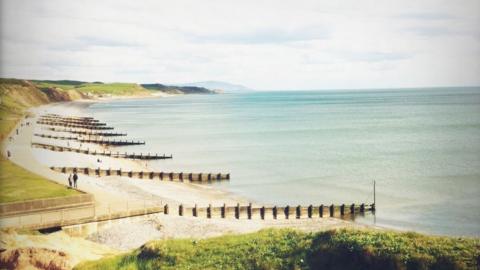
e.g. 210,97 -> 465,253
31,142 -> 172,160
44,127 -> 127,137
50,166 -> 230,183
43,114 -> 95,120
166,202 -> 374,219
37,120 -> 114,130
41,114 -> 99,122
39,117 -> 107,126
34,133 -> 78,140
33,134 -> 144,146
78,138 -> 145,146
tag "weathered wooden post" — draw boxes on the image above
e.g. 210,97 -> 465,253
247,203 -> 252,219
160,172 -> 164,180
139,171 -> 143,179
62,167 -> 66,173
117,169 -> 121,176
149,172 -> 154,179
96,167 -> 100,176
207,204 -> 212,218
188,173 -> 193,182
85,168 -> 89,175
273,206 -> 277,219
226,173 -> 230,180
179,204 -> 184,216
308,205 -> 313,218
285,206 -> 290,219
330,204 -> 334,217
350,203 -> 355,215
199,173 -> 203,182
260,206 -> 265,220
217,173 -> 221,180
193,204 -> 198,217
221,203 -> 226,218
164,204 -> 169,215
179,173 -> 183,181
106,169 -> 111,176
296,205 -> 301,219
128,171 -> 132,178
340,204 -> 345,216
169,172 -> 173,181
360,203 -> 365,213
235,203 -> 240,219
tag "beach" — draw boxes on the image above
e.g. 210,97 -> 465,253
1,97 -> 371,255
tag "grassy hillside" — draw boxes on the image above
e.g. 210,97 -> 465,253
32,80 -> 151,96
75,229 -> 480,270
141,83 -> 215,94
0,78 -> 81,202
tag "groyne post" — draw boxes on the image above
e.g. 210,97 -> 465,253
221,203 -> 226,218
273,206 -> 277,219
296,205 -> 301,219
235,203 -> 240,219
319,204 -> 324,218
247,203 -> 252,219
193,204 -> 198,217
350,203 -> 355,215
308,205 -> 313,218
329,204 -> 334,217
285,206 -> 290,219
260,206 -> 265,220
340,204 -> 345,216
179,204 -> 183,216
164,204 -> 169,215
207,204 -> 212,218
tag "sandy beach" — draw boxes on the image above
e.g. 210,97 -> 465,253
1,97 -> 373,254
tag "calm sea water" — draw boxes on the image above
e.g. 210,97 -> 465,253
86,87 -> 480,236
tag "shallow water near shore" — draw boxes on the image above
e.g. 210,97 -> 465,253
85,87 -> 480,236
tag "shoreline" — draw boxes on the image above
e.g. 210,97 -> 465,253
1,95 -> 378,260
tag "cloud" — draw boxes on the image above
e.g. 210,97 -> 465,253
186,26 -> 330,44
0,0 -> 479,89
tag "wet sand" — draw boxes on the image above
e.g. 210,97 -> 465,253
1,97 -> 374,254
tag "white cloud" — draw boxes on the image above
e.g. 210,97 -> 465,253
0,0 -> 479,89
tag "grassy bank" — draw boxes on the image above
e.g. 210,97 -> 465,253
75,229 -> 480,270
0,158 -> 79,203
0,79 -> 81,202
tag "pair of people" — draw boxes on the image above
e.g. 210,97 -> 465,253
68,173 -> 79,188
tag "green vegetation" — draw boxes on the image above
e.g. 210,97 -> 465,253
0,79 -> 80,203
75,229 -> 480,270
142,83 -> 214,94
0,158 -> 80,203
32,80 -> 150,96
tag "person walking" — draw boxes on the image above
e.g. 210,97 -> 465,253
73,172 -> 78,188
68,174 -> 72,188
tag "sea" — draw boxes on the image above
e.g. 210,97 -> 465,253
85,87 -> 480,237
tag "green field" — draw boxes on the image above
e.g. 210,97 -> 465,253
75,229 -> 480,270
32,80 -> 150,96
0,158 -> 80,203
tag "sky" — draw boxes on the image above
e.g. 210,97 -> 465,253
1,0 -> 479,90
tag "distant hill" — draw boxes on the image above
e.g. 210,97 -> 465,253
141,83 -> 216,95
179,81 -> 253,93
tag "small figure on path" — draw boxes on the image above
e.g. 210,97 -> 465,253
68,174 -> 72,187
97,158 -> 102,163
6,150 -> 11,158
73,173 -> 78,188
